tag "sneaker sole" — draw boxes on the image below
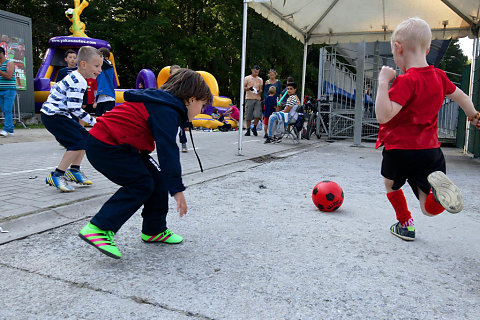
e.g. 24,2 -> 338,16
427,171 -> 463,213
45,179 -> 75,192
142,239 -> 183,245
78,233 -> 121,259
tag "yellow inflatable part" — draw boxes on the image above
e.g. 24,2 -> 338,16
115,91 -> 125,104
224,117 -> 238,128
34,90 -> 50,103
192,114 -> 223,129
157,66 -> 171,88
197,71 -> 219,96
213,96 -> 232,108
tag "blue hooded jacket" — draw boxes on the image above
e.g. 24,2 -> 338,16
90,88 -> 189,195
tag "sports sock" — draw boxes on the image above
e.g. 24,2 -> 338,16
53,168 -> 65,177
70,165 -> 80,171
424,191 -> 445,215
386,189 -> 414,228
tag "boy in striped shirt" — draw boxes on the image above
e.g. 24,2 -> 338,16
41,46 -> 103,192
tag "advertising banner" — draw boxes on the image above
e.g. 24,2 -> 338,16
0,33 -> 27,90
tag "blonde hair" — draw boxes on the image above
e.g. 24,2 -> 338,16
391,17 -> 431,52
268,86 -> 276,95
77,46 -> 102,63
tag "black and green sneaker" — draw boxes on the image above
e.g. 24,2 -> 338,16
390,222 -> 415,241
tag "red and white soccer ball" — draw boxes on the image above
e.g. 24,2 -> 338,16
312,181 -> 344,212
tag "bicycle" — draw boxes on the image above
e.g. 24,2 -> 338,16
301,96 -> 329,140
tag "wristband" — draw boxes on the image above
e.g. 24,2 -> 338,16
468,111 -> 480,122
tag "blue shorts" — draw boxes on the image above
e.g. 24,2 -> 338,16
41,113 -> 89,151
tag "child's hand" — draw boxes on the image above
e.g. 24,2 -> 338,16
378,66 -> 396,84
173,192 -> 188,217
468,111 -> 480,129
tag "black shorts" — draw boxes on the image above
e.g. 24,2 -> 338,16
95,100 -> 115,117
381,148 -> 446,198
41,113 -> 89,151
83,104 -> 95,114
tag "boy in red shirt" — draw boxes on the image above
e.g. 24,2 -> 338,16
375,17 -> 480,241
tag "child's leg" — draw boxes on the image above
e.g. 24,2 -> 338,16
264,117 -> 269,136
418,187 -> 444,217
384,178 -> 414,228
57,150 -> 86,171
86,136 -> 155,233
140,155 -> 169,235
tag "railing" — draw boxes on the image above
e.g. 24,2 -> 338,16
0,93 -> 26,129
317,45 -> 460,142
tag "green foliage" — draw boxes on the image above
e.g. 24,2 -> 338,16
2,0 -> 322,102
438,39 -> 469,84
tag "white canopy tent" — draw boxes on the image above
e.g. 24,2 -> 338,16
237,0 -> 480,154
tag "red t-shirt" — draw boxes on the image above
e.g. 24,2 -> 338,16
376,65 -> 456,150
86,78 -> 97,105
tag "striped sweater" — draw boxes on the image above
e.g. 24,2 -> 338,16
0,60 -> 16,90
41,70 -> 96,125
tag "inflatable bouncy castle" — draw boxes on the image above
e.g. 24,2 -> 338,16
34,0 -> 156,111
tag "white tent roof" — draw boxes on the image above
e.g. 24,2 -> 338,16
249,0 -> 480,44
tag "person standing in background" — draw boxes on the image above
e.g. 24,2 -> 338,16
95,47 -> 116,116
244,65 -> 263,136
0,46 -> 17,137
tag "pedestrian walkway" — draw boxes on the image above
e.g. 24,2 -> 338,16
0,128 -> 323,243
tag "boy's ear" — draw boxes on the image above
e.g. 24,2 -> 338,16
78,60 -> 86,69
395,42 -> 404,55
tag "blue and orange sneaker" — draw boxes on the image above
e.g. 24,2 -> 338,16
65,169 -> 93,185
141,229 -> 183,244
79,222 -> 122,259
46,172 -> 74,192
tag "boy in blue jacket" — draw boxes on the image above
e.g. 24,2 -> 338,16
79,69 -> 211,259
94,47 -> 116,116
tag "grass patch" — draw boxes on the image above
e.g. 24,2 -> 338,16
14,122 -> 45,129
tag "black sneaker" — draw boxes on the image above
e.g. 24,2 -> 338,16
252,126 -> 258,136
264,137 -> 272,144
245,129 -> 251,136
390,222 -> 415,241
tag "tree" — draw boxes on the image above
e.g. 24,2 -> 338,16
438,39 -> 469,85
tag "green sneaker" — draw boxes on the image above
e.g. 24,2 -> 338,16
141,229 -> 183,244
390,222 -> 415,241
79,222 -> 122,259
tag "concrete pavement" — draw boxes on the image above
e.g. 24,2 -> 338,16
1,128 -> 480,319
0,128 -> 321,243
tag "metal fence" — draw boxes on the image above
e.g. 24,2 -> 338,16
0,93 -> 26,128
316,45 -> 460,142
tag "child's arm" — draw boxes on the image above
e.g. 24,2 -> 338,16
375,66 -> 403,124
447,87 -> 480,128
67,90 -> 96,125
0,60 -> 14,79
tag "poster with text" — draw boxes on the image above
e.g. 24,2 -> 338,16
0,33 -> 27,90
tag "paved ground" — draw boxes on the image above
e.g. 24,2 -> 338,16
1,128 -> 479,319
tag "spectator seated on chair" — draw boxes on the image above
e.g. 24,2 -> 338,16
265,82 -> 300,143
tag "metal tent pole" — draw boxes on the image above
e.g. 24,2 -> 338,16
465,36 -> 479,154
238,0 -> 248,156
301,39 -> 308,103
